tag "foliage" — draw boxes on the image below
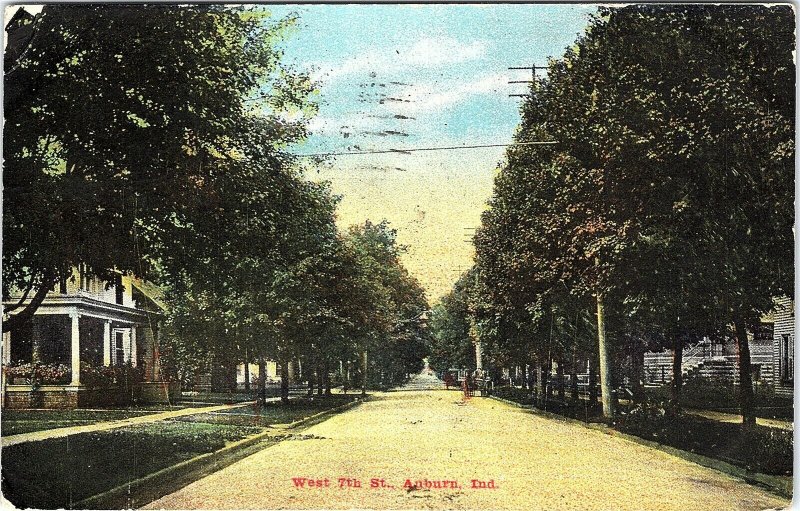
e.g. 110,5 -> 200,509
3,4 -> 313,332
617,404 -> 792,475
5,362 -> 70,385
80,362 -> 144,390
466,4 -> 794,422
428,271 -> 476,373
344,221 -> 430,388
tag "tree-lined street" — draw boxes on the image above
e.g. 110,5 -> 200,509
2,4 -> 793,510
146,376 -> 788,510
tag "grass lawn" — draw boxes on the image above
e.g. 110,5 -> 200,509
1,420 -> 262,509
1,409 -> 165,436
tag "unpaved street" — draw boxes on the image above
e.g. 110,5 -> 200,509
147,375 -> 789,510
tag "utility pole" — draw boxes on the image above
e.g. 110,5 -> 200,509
462,227 -> 483,372
595,257 -> 615,419
508,65 -> 548,98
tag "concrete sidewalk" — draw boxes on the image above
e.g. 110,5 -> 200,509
684,408 -> 793,431
1,400 -> 269,447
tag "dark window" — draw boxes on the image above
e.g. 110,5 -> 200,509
115,275 -> 124,304
781,334 -> 794,382
115,332 -> 125,366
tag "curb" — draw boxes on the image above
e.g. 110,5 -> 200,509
74,397 -> 366,509
488,395 -> 792,500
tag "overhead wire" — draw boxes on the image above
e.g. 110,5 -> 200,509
293,140 -> 557,157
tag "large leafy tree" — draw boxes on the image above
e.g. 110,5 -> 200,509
3,5 -> 312,332
428,271 -> 475,375
470,4 -> 793,423
345,221 -> 430,390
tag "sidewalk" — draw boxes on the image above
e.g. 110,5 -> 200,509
684,408 -> 793,431
1,400 -> 269,447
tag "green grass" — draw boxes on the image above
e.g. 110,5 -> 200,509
1,409 -> 164,436
1,421 -> 262,509
179,390 -> 274,404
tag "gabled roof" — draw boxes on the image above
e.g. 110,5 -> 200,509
131,279 -> 167,313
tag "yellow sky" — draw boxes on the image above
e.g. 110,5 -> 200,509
309,147 -> 502,304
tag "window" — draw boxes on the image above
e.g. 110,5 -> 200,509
115,275 -> 124,304
115,332 -> 125,366
781,334 -> 794,382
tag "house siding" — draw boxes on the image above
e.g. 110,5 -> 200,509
771,297 -> 794,398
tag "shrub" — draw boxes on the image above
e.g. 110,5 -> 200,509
5,362 -> 71,386
616,402 -> 792,476
80,362 -> 144,389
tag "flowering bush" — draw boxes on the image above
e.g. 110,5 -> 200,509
5,362 -> 71,385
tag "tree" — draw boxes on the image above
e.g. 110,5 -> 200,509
344,221 -> 430,390
428,272 -> 475,375
3,5 -> 313,333
470,4 -> 793,424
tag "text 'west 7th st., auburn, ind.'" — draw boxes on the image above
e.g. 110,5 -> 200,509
291,477 -> 498,490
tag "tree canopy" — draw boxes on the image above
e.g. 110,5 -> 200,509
467,4 -> 794,422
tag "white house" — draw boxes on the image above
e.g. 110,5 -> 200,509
2,267 -> 179,408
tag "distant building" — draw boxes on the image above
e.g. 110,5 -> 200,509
643,300 -> 794,400
771,297 -> 794,397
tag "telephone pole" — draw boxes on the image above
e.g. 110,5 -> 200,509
508,65 -> 548,98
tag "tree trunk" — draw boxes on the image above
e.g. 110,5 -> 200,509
2,269 -> 57,334
243,350 -> 250,392
589,357 -> 598,404
556,359 -> 565,401
257,356 -> 267,406
596,288 -> 615,419
670,336 -> 683,415
631,342 -> 645,404
308,366 -> 315,397
280,359 -> 290,404
361,350 -> 368,396
537,360 -> 547,407
317,362 -> 324,396
325,361 -> 332,396
342,360 -> 348,394
570,359 -> 579,403
734,317 -> 757,428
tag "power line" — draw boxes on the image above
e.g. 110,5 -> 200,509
294,140 -> 557,158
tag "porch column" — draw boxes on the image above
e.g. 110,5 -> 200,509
102,320 -> 111,366
130,325 -> 137,367
70,312 -> 81,386
2,330 -> 11,364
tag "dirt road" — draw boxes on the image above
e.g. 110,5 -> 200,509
146,376 -> 789,510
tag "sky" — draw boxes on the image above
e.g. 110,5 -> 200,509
266,4 -> 595,302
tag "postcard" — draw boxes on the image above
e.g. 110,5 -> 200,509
1,3 -> 794,510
